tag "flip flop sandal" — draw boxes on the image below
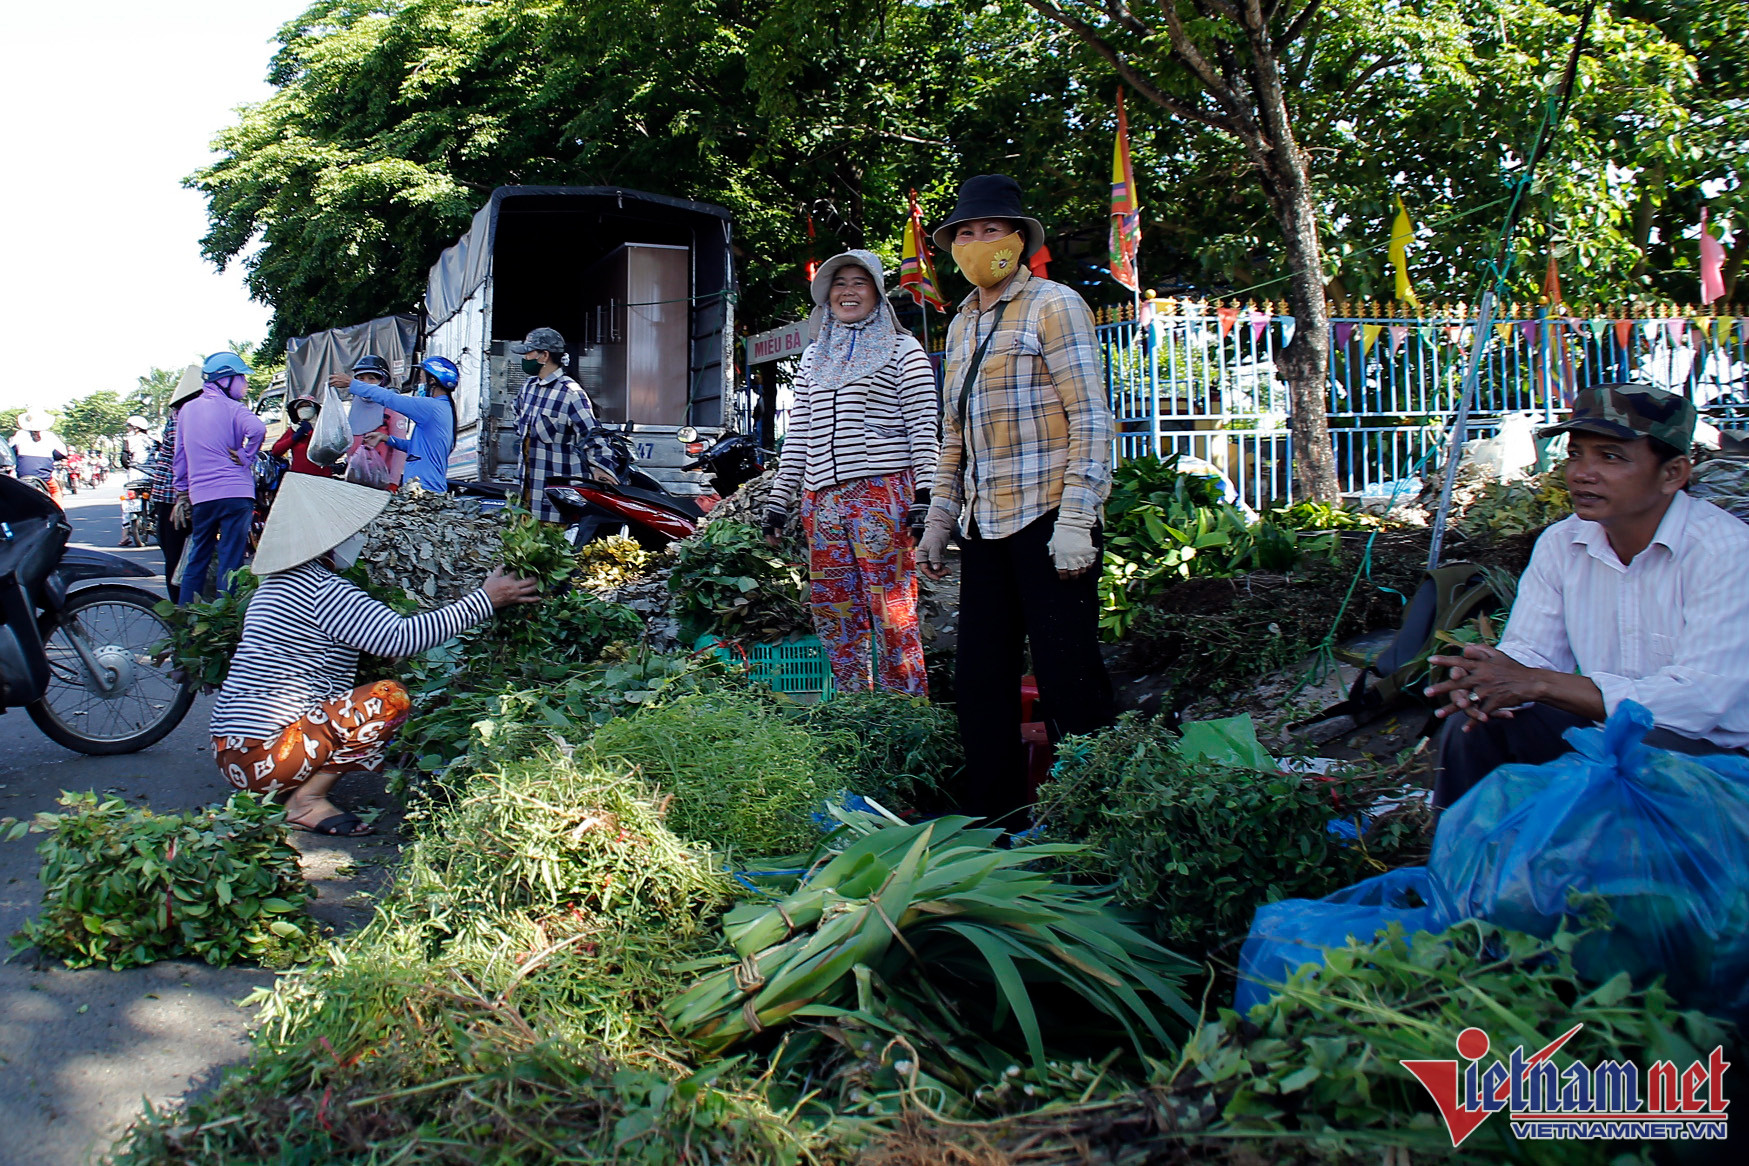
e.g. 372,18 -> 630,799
288,812 -> 373,837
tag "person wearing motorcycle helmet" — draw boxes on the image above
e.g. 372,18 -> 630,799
173,350 -> 267,603
343,355 -> 459,492
10,410 -> 67,488
271,393 -> 338,478
508,327 -> 605,521
123,415 -> 153,470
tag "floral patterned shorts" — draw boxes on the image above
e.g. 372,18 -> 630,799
212,680 -> 411,795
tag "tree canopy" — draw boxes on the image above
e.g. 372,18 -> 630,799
189,0 -> 1745,360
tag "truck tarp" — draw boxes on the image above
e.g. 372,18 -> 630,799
284,316 -> 420,400
425,186 -> 732,330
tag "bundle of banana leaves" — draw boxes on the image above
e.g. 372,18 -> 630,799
663,813 -> 1198,1071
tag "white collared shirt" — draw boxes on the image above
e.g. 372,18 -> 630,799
1497,489 -> 1749,747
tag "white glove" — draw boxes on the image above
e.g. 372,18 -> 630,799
917,509 -> 954,576
1047,520 -> 1098,574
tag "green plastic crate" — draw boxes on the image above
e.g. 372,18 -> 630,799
695,634 -> 835,699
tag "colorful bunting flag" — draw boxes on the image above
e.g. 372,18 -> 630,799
1388,324 -> 1409,352
1216,304 -> 1239,339
1108,89 -> 1142,294
1334,321 -> 1356,349
1279,316 -> 1296,347
1250,307 -> 1271,344
1362,324 -> 1383,354
1666,319 -> 1689,344
1614,320 -> 1633,350
1699,209 -> 1727,306
1389,196 -> 1418,306
898,190 -> 946,312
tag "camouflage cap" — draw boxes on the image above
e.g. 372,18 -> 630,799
508,326 -> 566,355
1536,382 -> 1695,451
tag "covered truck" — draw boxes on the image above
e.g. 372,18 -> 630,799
424,186 -> 737,494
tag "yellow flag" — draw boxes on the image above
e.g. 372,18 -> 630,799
1389,196 -> 1418,307
1362,324 -> 1383,354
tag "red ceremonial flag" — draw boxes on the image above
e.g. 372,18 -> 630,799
1109,89 -> 1141,293
1029,244 -> 1052,278
897,190 -> 947,312
1216,304 -> 1239,339
1542,252 -> 1564,306
1614,319 -> 1634,351
804,213 -> 818,282
1699,209 -> 1727,305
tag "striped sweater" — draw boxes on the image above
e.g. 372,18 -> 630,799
768,334 -> 940,506
211,561 -> 493,740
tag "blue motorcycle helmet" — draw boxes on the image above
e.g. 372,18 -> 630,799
202,351 -> 252,381
418,356 -> 460,392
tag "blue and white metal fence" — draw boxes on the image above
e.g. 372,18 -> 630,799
746,300 -> 1749,510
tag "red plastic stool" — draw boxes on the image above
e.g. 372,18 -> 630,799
1020,675 -> 1054,803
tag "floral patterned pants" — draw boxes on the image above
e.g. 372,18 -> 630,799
802,471 -> 928,697
212,680 -> 411,795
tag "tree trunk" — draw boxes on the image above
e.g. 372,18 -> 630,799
1272,176 -> 1340,502
1723,228 -> 1748,304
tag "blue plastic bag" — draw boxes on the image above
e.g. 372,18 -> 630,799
1429,701 -> 1749,1021
1234,866 -> 1435,1013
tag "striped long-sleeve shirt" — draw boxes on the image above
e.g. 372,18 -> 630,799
210,561 -> 493,740
1496,490 -> 1749,747
768,333 -> 939,507
929,268 -> 1116,539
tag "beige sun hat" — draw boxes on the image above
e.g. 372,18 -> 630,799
805,248 -> 902,339
16,410 -> 51,430
168,364 -> 206,409
251,473 -> 391,575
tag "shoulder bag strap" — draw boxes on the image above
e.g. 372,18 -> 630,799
954,299 -> 1010,434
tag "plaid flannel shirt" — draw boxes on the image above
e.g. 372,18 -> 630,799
148,415 -> 178,500
928,269 -> 1115,539
513,371 -> 598,521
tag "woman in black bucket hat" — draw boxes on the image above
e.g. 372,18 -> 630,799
918,174 -> 1118,831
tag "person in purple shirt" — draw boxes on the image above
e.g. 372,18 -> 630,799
174,351 -> 266,602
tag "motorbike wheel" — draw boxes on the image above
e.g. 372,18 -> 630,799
26,584 -> 196,755
128,514 -> 155,547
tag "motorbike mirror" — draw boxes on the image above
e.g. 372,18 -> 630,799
676,426 -> 699,444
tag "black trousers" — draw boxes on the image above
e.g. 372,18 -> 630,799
152,501 -> 188,603
954,510 -> 1115,828
1434,702 -> 1747,809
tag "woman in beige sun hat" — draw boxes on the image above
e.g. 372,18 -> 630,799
208,474 -> 539,836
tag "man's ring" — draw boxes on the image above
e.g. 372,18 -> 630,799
1467,690 -> 1481,703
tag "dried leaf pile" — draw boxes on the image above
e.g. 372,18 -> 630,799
356,485 -> 503,608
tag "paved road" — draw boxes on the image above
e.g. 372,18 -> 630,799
0,478 -> 398,1166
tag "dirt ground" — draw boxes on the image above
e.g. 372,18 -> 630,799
0,481 -> 401,1166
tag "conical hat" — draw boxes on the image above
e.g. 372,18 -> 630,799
251,473 -> 391,575
169,364 -> 205,408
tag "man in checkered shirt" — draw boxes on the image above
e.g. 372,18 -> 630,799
510,327 -> 600,522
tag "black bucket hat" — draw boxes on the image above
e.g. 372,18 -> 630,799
931,174 -> 1046,257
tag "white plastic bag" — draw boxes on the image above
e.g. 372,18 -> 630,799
306,386 -> 351,466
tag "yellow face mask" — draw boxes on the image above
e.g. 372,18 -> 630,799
951,231 -> 1025,289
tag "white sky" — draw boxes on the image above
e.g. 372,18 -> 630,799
0,1 -> 311,413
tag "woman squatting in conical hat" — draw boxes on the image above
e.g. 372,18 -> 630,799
208,474 -> 539,836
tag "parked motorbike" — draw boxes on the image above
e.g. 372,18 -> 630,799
544,424 -> 703,549
1,475 -> 195,754
120,469 -> 155,548
676,426 -> 769,499
252,452 -> 288,550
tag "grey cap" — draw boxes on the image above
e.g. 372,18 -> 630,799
509,327 -> 566,355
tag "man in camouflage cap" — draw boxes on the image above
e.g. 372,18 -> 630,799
1425,381 -> 1749,808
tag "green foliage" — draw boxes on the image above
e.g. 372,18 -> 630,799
1268,500 -> 1384,531
152,569 -> 260,690
1457,464 -> 1573,537
574,533 -> 655,594
392,648 -> 733,787
498,505 -> 577,591
1099,457 -> 1335,639
55,390 -> 133,449
590,689 -> 846,857
4,791 -> 315,971
668,520 -> 810,643
665,813 -> 1198,1073
106,755 -> 833,1166
803,690 -> 962,809
1037,713 -> 1423,955
457,586 -> 644,685
1170,918 -> 1731,1161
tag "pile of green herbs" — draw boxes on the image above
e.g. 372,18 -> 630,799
668,519 -> 810,643
4,791 -> 315,971
1454,464 -> 1571,537
1037,712 -> 1425,959
802,690 -> 962,810
880,916 -> 1735,1165
574,532 -> 657,594
108,752 -> 833,1165
1098,456 -> 1337,639
589,688 -> 849,858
